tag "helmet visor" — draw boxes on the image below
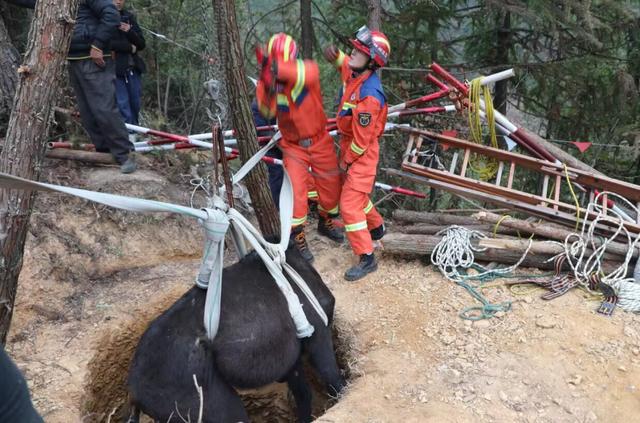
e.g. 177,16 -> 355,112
354,25 -> 373,48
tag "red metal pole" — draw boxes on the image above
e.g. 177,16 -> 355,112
429,63 -> 469,95
48,141 -> 96,151
425,74 -> 449,91
395,106 -> 449,118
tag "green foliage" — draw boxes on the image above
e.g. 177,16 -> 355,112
22,0 -> 638,206
127,0 -> 217,133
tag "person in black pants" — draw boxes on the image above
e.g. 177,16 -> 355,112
0,345 -> 43,423
112,0 -> 146,127
6,0 -> 136,174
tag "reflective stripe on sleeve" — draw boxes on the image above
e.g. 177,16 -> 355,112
350,142 -> 365,155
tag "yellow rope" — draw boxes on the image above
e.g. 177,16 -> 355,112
493,214 -> 511,237
576,285 -> 604,302
508,283 -> 544,296
563,163 -> 581,231
467,77 -> 499,181
493,214 -> 533,240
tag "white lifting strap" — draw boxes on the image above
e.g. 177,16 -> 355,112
0,138 -> 328,341
197,133 -> 327,339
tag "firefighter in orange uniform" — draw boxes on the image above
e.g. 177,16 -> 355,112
256,33 -> 343,263
324,26 -> 390,281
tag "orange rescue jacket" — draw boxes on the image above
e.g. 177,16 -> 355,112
332,52 -> 388,191
256,59 -> 328,142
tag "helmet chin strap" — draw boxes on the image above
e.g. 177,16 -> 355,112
350,58 -> 372,74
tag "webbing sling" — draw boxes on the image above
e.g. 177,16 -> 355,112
0,134 -> 327,340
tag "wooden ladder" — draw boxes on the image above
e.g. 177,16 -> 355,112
399,130 -> 640,235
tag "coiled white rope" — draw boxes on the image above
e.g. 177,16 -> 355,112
430,225 -> 533,320
431,225 -> 532,282
552,191 -> 640,312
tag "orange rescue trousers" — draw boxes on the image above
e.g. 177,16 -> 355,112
281,130 -> 342,227
340,175 -> 384,255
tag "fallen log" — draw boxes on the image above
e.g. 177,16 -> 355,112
393,210 -> 478,226
473,211 -> 639,259
477,237 -> 623,263
437,208 -> 511,214
383,233 -> 629,272
518,126 -> 604,176
398,223 -> 519,236
45,149 -> 116,164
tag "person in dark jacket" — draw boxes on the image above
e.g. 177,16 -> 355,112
112,0 -> 145,126
5,0 -> 136,174
0,345 -> 43,423
251,99 -> 283,206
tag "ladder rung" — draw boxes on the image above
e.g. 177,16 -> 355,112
540,175 -> 549,206
506,162 -> 516,189
404,134 -> 416,165
412,136 -> 424,164
553,175 -> 561,210
449,152 -> 459,174
460,149 -> 470,177
495,162 -> 504,186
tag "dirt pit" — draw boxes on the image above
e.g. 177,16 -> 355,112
6,160 -> 640,422
80,290 -> 356,423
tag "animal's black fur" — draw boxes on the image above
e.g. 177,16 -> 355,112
126,246 -> 344,422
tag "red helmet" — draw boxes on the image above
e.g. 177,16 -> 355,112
351,26 -> 390,68
267,33 -> 298,62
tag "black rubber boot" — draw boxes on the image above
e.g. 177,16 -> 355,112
291,227 -> 314,263
370,223 -> 385,241
120,155 -> 137,174
317,215 -> 345,243
344,253 -> 378,281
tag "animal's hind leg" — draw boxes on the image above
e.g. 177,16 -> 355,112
285,357 -> 313,423
203,362 -> 250,423
304,330 -> 346,397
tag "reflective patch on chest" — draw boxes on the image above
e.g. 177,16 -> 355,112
358,112 -> 371,127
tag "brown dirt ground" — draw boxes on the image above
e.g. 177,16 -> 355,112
6,161 -> 640,422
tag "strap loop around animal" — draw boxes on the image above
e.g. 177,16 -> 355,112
0,131 -> 327,342
198,132 -> 327,340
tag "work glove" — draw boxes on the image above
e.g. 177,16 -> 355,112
323,45 -> 339,63
255,44 -> 269,70
255,44 -> 276,91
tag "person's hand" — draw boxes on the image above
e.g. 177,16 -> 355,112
255,44 -> 269,69
323,45 -> 339,63
339,159 -> 349,172
90,45 -> 105,67
131,44 -> 137,54
255,44 -> 274,87
119,22 -> 131,32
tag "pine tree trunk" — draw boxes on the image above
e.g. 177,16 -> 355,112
299,0 -> 315,59
0,17 -> 20,134
212,0 -> 280,237
366,0 -> 382,31
494,12 -> 510,115
0,0 -> 78,344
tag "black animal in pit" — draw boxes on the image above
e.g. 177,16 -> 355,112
126,246 -> 345,422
